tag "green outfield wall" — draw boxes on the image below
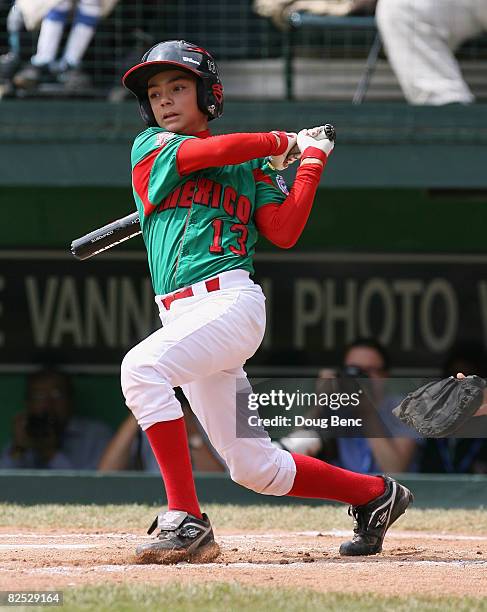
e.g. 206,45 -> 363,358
1,101 -> 486,188
0,472 -> 486,509
2,186 -> 487,253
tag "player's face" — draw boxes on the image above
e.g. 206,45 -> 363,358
148,69 -> 208,134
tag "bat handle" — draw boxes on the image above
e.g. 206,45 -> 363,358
323,124 -> 336,142
287,124 -> 336,157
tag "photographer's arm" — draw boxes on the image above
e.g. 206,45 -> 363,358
363,402 -> 418,472
9,412 -> 30,460
367,438 -> 417,473
98,414 -> 139,471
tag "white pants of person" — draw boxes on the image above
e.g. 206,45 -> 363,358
376,0 -> 487,104
121,269 -> 296,495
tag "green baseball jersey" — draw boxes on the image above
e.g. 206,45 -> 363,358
131,127 -> 289,295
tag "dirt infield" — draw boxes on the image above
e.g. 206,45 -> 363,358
1,527 -> 486,597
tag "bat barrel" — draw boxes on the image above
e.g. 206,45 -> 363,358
71,212 -> 141,260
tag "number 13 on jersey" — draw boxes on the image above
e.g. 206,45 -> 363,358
209,219 -> 249,256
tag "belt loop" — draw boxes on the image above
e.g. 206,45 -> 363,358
205,277 -> 220,292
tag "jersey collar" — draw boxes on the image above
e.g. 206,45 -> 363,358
194,129 -> 211,139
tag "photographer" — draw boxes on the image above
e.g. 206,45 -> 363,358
276,339 -> 419,473
0,368 -> 112,469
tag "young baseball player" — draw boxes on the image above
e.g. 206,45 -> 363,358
121,40 -> 413,563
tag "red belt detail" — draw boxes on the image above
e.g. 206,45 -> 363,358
162,277 -> 221,310
205,277 -> 220,292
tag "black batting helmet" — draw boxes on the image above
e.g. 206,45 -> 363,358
122,40 -> 224,127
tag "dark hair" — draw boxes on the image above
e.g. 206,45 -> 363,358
26,367 -> 74,401
342,337 -> 390,371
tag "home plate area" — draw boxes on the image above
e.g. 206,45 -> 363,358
0,530 -> 486,596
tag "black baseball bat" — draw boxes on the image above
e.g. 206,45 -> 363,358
71,211 -> 141,260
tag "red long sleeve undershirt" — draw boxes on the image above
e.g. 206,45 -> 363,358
176,132 -> 327,248
176,131 -> 288,176
255,160 -> 326,248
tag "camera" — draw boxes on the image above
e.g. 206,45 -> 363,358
25,412 -> 63,441
341,365 -> 369,378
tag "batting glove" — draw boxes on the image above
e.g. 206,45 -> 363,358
297,125 -> 335,157
269,131 -> 299,171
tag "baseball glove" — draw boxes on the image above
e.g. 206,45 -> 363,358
392,375 -> 487,437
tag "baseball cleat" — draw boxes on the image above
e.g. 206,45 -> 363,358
13,63 -> 47,89
135,510 -> 220,564
339,476 -> 413,556
56,67 -> 92,91
0,52 -> 20,80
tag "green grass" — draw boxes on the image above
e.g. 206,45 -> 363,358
18,584 -> 487,612
1,503 -> 486,533
3,507 -> 487,611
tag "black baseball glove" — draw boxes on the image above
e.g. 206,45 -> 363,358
392,375 -> 487,437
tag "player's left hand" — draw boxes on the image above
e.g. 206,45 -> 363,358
269,132 -> 299,170
297,126 -> 335,156
457,372 -> 487,415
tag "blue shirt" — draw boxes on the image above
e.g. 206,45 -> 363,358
336,396 -> 421,473
0,416 -> 113,470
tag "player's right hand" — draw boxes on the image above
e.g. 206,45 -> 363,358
269,131 -> 299,171
297,126 -> 335,156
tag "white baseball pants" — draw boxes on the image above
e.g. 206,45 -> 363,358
121,269 -> 296,496
377,0 -> 487,105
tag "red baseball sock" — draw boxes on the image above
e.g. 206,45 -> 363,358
145,418 -> 202,519
287,453 -> 386,506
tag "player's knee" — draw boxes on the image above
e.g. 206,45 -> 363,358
120,345 -> 177,426
120,346 -> 156,408
120,346 -> 138,398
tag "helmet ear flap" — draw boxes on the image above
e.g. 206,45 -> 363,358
196,79 -> 208,118
196,76 -> 221,121
140,97 -> 158,127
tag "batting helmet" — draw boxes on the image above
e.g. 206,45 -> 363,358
122,40 -> 224,127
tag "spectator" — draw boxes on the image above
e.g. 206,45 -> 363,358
98,389 -> 225,473
13,0 -> 119,92
419,343 -> 487,473
376,0 -> 487,105
0,2 -> 24,84
334,339 -> 418,473
253,0 -> 377,30
0,367 -> 112,469
277,338 -> 419,473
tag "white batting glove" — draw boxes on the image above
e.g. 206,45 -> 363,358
297,125 -> 335,157
269,131 -> 299,170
